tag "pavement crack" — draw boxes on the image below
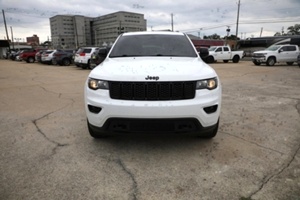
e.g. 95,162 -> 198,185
32,108 -> 69,154
221,131 -> 285,155
296,100 -> 300,116
247,143 -> 300,199
116,158 -> 138,200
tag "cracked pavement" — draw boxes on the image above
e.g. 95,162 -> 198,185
0,60 -> 299,200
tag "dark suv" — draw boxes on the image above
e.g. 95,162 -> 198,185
90,46 -> 111,69
52,49 -> 75,66
196,47 -> 209,63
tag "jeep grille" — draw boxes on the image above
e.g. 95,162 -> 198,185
109,81 -> 196,100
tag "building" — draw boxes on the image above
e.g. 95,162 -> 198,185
0,40 -> 10,59
92,11 -> 146,46
187,34 -> 225,49
50,11 -> 147,49
50,15 -> 90,49
26,34 -> 40,46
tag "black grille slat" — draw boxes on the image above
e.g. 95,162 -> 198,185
109,81 -> 196,101
184,82 -> 196,99
147,83 -> 158,100
159,83 -> 171,100
134,83 -> 145,100
110,82 -> 121,99
121,83 -> 133,100
172,82 -> 184,100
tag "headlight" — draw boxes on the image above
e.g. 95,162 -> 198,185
196,78 -> 218,90
88,78 -> 109,90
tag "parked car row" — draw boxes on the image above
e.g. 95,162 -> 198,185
7,48 -> 73,65
6,46 -> 112,69
5,45 -> 300,68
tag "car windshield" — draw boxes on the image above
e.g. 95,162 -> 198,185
44,50 -> 54,54
208,47 -> 217,51
77,48 -> 92,53
266,45 -> 280,51
109,34 -> 197,58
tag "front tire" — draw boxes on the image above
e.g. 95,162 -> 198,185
266,57 -> 276,66
27,57 -> 35,63
62,58 -> 71,66
52,59 -> 57,65
206,56 -> 214,63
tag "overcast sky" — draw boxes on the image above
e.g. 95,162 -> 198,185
0,0 -> 299,43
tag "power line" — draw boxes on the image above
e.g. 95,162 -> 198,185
179,17 -> 300,33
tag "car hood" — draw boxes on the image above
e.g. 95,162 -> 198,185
88,57 -> 217,82
253,50 -> 275,54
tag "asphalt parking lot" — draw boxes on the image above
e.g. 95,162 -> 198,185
0,59 -> 299,200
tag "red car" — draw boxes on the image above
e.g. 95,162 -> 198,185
20,48 -> 46,63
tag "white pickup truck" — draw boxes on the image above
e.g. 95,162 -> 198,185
207,46 -> 244,63
252,44 -> 300,66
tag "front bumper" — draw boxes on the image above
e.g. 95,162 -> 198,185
252,56 -> 266,63
88,117 -> 219,135
85,83 -> 222,134
74,62 -> 89,67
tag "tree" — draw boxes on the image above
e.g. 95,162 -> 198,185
274,32 -> 282,36
287,24 -> 300,35
223,34 -> 239,40
204,34 -> 221,39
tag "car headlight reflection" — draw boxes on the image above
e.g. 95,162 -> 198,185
196,78 -> 218,90
88,78 -> 109,90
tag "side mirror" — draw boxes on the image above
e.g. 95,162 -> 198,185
98,48 -> 108,56
278,49 -> 283,53
198,47 -> 209,59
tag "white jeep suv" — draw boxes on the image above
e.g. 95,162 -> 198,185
84,31 -> 222,138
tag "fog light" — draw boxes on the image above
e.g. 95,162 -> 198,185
204,105 -> 218,114
88,105 -> 102,114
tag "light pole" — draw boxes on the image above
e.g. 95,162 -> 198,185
226,26 -> 230,45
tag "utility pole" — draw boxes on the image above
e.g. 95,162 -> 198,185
260,27 -> 263,37
2,9 -> 11,51
235,0 -> 241,49
171,13 -> 174,31
10,26 -> 14,49
199,28 -> 202,39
